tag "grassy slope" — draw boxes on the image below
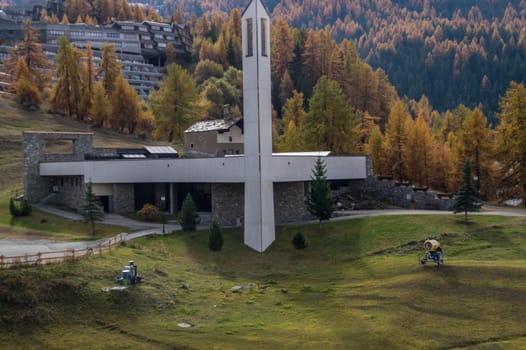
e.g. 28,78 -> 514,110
0,95 -> 164,239
1,96 -> 525,348
1,215 -> 526,349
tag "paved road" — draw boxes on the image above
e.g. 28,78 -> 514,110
1,204 -> 525,257
32,204 -> 179,231
0,204 -> 184,257
332,205 -> 526,220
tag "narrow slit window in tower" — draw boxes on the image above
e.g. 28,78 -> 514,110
246,18 -> 253,57
261,18 -> 267,56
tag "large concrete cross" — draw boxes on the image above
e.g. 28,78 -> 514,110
241,0 -> 275,252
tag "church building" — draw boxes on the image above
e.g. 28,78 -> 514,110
22,0 -> 369,252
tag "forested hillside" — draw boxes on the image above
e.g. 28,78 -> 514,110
164,0 -> 526,119
6,0 -> 525,117
4,0 -> 526,202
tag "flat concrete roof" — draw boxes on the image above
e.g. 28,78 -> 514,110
40,155 -> 368,184
23,131 -> 94,135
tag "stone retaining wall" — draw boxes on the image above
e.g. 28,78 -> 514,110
347,177 -> 454,210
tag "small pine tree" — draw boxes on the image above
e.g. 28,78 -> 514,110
178,193 -> 200,231
451,160 -> 482,219
307,157 -> 334,226
292,232 -> 306,249
79,181 -> 105,235
208,220 -> 223,251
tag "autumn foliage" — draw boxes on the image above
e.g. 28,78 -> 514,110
3,2 -> 526,203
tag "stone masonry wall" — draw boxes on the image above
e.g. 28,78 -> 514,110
23,131 -> 94,203
212,182 -> 308,226
212,183 -> 244,226
274,182 -> 309,223
45,176 -> 85,210
346,177 -> 453,210
113,184 -> 135,213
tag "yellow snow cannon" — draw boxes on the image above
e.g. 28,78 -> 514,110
424,239 -> 441,252
419,239 -> 444,266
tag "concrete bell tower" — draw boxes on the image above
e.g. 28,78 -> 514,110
242,0 -> 275,252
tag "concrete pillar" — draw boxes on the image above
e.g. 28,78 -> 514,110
169,183 -> 174,214
242,0 -> 275,252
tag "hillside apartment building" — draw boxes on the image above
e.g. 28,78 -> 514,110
0,12 -> 192,96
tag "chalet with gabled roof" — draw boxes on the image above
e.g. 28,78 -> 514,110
184,105 -> 244,157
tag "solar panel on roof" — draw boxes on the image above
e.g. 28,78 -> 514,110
122,154 -> 147,159
144,146 -> 178,154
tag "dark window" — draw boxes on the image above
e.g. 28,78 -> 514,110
229,136 -> 233,142
246,18 -> 253,57
261,18 -> 267,56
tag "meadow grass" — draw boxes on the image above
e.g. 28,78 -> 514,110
1,214 -> 526,349
1,94 -> 525,348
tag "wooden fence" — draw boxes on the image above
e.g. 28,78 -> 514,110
0,233 -> 127,269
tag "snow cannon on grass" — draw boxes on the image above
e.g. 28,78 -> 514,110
117,260 -> 142,284
419,239 -> 444,267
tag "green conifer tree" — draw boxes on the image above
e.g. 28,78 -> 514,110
150,64 -> 205,142
80,181 -> 105,235
304,76 -> 358,154
307,157 -> 333,226
451,160 -> 482,220
178,193 -> 200,231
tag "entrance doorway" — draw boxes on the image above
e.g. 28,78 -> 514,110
97,196 -> 110,212
176,183 -> 211,212
134,183 -> 171,212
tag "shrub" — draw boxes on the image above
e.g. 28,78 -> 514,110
20,198 -> 32,216
178,193 -> 200,231
208,220 -> 223,251
9,198 -> 17,217
9,198 -> 32,217
137,204 -> 160,221
292,232 -> 307,250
